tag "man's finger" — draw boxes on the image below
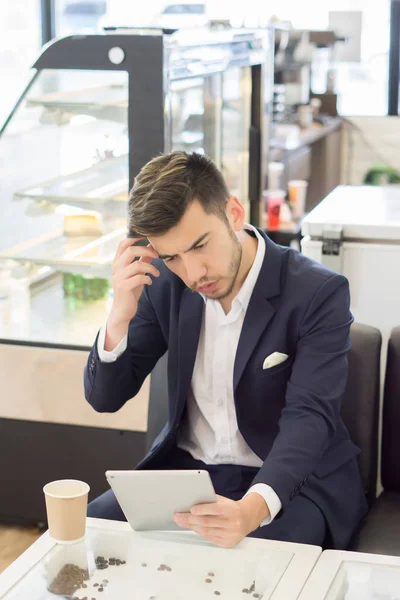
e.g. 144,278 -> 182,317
190,528 -> 236,548
139,243 -> 159,265
115,237 -> 143,260
190,499 -> 228,516
174,514 -> 228,529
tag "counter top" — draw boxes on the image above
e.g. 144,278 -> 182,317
301,185 -> 400,241
270,117 -> 343,152
0,276 -> 108,349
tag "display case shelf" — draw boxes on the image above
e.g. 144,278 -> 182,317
14,155 -> 129,216
0,227 -> 125,277
27,83 -> 128,124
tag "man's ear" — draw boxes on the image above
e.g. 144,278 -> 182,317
226,195 -> 246,231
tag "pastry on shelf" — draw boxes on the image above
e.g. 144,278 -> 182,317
63,213 -> 104,237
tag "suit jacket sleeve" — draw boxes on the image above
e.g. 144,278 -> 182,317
251,273 -> 353,507
84,284 -> 167,413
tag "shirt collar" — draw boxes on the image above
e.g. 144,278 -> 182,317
199,224 -> 266,311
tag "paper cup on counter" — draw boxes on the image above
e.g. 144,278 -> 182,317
288,180 -> 308,219
44,480 -> 90,544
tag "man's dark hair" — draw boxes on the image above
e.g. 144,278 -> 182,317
128,151 -> 230,237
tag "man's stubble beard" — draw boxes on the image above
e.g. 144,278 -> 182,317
191,227 -> 243,301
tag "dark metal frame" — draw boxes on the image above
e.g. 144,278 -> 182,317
388,0 -> 400,115
40,0 -> 56,45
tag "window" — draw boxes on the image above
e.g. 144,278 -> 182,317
162,4 -> 206,15
0,2 -> 41,126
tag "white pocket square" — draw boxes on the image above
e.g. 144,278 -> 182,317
263,352 -> 289,370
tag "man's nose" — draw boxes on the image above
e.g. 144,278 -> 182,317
182,255 -> 207,288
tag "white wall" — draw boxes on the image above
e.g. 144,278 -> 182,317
341,117 -> 400,185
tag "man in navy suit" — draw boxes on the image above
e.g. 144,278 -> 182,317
84,151 -> 367,549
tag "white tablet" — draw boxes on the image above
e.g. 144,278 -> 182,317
105,469 -> 216,531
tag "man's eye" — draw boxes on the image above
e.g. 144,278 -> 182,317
164,257 -> 175,264
194,242 -> 207,251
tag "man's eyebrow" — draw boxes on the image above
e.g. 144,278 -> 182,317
158,232 -> 210,260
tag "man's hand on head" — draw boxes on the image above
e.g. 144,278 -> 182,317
173,493 -> 270,548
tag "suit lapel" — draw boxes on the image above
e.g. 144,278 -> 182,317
233,232 -> 283,390
233,291 -> 276,389
175,288 -> 204,421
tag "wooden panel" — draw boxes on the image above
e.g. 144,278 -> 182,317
0,344 -> 149,432
0,526 -> 42,574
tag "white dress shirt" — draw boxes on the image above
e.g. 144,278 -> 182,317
98,225 -> 282,525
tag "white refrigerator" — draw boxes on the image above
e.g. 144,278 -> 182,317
301,185 -> 400,364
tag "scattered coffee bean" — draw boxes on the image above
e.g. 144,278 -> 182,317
165,566 -> 172,572
82,597 -> 88,600
205,579 -> 212,583
98,588 -> 104,592
249,581 -> 255,593
253,594 -> 260,599
142,563 -> 148,567
94,583 -> 99,587
92,597 -> 97,600
102,579 -> 109,584
242,589 -> 250,594
121,560 -> 126,565
82,583 -> 87,588
214,592 -> 221,596
208,572 -> 215,577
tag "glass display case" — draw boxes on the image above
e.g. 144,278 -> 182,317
0,518 -> 322,600
298,549 -> 400,600
0,27 -> 273,347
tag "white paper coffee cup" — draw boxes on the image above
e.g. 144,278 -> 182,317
44,480 -> 90,544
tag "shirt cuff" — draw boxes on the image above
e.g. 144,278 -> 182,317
97,323 -> 128,363
244,483 -> 282,527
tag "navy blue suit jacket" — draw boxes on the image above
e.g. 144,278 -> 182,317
84,230 -> 367,548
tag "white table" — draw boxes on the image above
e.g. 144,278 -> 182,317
0,518 -> 322,600
298,549 -> 400,600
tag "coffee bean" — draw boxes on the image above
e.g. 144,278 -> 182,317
142,563 -> 147,567
98,588 -> 104,592
205,579 -> 212,583
103,579 -> 109,584
82,583 -> 87,588
208,572 -> 215,577
242,589 -> 250,594
165,566 -> 172,572
214,592 -> 221,596
94,583 -> 99,587
249,581 -> 255,593
48,563 -> 89,596
253,595 -> 260,598
121,560 -> 126,565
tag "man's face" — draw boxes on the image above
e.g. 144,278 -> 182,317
149,199 -> 243,300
